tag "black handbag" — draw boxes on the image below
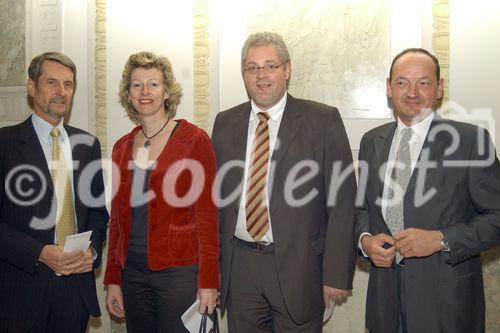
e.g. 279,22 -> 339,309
199,308 -> 219,333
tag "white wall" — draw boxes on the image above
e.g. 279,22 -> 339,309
449,0 -> 500,150
106,0 -> 196,152
62,0 -> 93,133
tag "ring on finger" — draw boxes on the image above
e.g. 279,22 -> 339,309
66,264 -> 70,271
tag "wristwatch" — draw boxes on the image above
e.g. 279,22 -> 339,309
439,231 -> 450,251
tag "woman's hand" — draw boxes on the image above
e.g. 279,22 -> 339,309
105,284 -> 125,319
197,288 -> 218,314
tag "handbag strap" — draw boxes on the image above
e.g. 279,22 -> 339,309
212,308 -> 220,333
199,310 -> 208,333
199,308 -> 220,333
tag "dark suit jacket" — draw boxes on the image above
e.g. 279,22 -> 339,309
212,94 -> 357,324
355,116 -> 500,333
0,117 -> 109,331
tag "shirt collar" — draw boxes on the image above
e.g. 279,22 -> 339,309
31,112 -> 68,145
396,111 -> 435,142
250,92 -> 287,122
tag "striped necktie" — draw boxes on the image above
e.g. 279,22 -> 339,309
246,112 -> 270,241
50,128 -> 76,246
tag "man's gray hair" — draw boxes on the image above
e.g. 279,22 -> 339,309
241,32 -> 290,70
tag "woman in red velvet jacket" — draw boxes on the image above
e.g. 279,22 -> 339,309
104,51 -> 219,332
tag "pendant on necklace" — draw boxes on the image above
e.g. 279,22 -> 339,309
141,118 -> 170,150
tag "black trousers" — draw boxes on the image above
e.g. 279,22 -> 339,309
29,273 -> 89,333
122,251 -> 198,333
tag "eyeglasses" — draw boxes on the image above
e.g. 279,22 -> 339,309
242,61 -> 289,75
130,80 -> 163,91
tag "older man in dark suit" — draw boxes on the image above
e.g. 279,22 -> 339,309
212,32 -> 357,332
0,52 -> 108,332
355,48 -> 500,333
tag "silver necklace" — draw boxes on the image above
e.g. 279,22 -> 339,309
141,119 -> 169,149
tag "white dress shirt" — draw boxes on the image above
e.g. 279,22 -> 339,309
234,93 -> 287,243
359,112 -> 435,255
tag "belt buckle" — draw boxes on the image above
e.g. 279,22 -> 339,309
255,240 -> 271,250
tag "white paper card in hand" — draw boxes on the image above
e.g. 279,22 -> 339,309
63,230 -> 92,252
181,299 -> 213,333
323,303 -> 335,323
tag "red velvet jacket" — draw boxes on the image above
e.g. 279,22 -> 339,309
104,120 -> 219,288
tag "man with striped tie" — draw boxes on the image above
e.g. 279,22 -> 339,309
212,32 -> 357,332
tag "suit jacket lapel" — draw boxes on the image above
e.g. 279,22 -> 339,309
271,94 -> 304,167
66,126 -> 82,190
19,117 -> 54,191
231,104 -> 251,184
374,123 -> 397,198
406,118 -> 450,195
65,126 -> 82,231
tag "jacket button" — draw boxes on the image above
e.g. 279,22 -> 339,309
151,225 -> 157,231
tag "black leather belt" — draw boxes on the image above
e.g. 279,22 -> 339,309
234,237 -> 274,251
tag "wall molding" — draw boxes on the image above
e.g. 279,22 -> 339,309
193,1 -> 210,131
95,0 -> 107,156
432,0 -> 449,102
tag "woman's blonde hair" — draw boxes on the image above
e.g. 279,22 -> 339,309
119,51 -> 183,124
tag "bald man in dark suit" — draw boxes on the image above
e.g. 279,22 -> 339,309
355,48 -> 500,333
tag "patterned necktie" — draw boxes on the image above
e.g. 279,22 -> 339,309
50,128 -> 76,246
246,112 -> 270,241
386,127 -> 413,263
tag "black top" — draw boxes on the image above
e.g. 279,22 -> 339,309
128,121 -> 180,254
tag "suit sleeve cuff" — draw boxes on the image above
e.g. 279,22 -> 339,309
90,246 -> 98,261
358,232 -> 372,257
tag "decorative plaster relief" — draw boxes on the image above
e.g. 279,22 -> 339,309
193,1 -> 211,131
95,0 -> 107,157
432,0 -> 449,102
27,0 -> 62,59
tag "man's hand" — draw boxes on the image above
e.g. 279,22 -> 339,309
394,228 -> 442,258
361,233 -> 395,267
69,247 -> 94,274
38,245 -> 94,275
197,288 -> 218,314
323,285 -> 350,308
106,284 -> 125,319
